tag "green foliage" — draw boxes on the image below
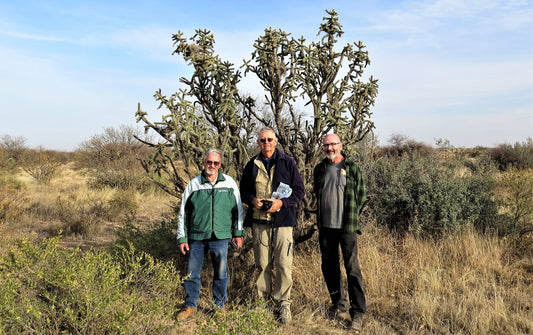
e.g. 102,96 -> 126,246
0,236 -> 182,334
108,190 -> 139,219
365,152 -> 502,237
198,300 -> 280,335
113,215 -> 180,263
489,138 -> 533,171
0,176 -> 26,224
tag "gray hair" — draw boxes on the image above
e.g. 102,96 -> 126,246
257,127 -> 277,139
203,148 -> 223,164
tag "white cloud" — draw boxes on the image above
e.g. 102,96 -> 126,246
0,29 -> 65,41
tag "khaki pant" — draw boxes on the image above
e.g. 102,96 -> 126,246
252,223 -> 293,306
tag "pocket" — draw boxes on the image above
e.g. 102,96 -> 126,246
338,174 -> 347,187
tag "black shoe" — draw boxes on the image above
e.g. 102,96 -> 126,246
326,305 -> 348,318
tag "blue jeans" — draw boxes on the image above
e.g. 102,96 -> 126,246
183,239 -> 229,309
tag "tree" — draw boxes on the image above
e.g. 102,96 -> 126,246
76,125 -> 152,190
135,29 -> 256,197
136,9 -> 379,222
0,134 -> 27,168
243,9 -> 378,216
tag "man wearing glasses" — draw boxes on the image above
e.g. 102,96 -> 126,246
313,133 -> 367,333
176,148 -> 244,320
240,127 -> 305,324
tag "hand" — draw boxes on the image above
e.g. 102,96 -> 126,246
179,242 -> 189,255
232,237 -> 243,249
266,199 -> 283,213
252,197 -> 264,209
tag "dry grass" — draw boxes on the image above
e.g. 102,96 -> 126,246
1,164 -> 532,334
1,163 -> 172,252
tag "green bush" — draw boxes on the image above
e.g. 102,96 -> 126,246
107,190 -> 139,219
489,138 -> 533,171
365,152 -> 502,237
113,215 -> 180,263
198,300 -> 280,335
0,236 -> 182,334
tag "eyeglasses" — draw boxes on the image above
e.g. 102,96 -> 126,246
259,138 -> 275,143
205,160 -> 220,167
322,142 -> 339,148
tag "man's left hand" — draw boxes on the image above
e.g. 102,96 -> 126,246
266,199 -> 283,213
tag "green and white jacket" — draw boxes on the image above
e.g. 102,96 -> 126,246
177,171 -> 244,244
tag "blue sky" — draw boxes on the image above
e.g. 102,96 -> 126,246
1,0 -> 532,151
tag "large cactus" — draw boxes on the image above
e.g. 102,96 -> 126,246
135,10 -> 379,221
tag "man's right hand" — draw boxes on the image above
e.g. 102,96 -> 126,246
252,197 -> 264,209
179,242 -> 189,255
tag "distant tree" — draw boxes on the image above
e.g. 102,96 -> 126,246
136,9 -> 379,221
0,134 -> 27,168
76,125 -> 152,190
21,147 -> 61,184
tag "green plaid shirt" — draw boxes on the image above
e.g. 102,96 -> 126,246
313,156 -> 367,234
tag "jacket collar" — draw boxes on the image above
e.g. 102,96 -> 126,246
200,170 -> 226,184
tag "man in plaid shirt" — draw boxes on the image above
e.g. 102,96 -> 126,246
313,133 -> 367,333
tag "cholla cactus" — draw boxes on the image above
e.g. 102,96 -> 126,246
135,30 -> 255,198
135,9 -> 379,217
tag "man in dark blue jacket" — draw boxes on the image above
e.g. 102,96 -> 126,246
240,127 -> 305,324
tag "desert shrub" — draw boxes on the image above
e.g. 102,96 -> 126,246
497,168 -> 533,237
0,176 -> 26,224
0,236 -> 182,334
378,133 -> 433,159
365,152 -> 501,237
21,147 -> 61,183
113,215 -> 179,263
75,125 -> 155,192
54,196 -> 107,236
27,191 -> 139,237
489,138 -> 533,171
0,134 -> 27,169
107,190 -> 139,219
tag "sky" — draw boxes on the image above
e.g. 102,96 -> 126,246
0,0 -> 532,151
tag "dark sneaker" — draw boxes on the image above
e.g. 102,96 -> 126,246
278,305 -> 292,324
349,316 -> 363,332
177,307 -> 197,320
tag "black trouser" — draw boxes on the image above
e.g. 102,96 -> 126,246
318,227 -> 366,318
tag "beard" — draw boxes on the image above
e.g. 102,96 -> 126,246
326,151 -> 338,161
205,169 -> 217,176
